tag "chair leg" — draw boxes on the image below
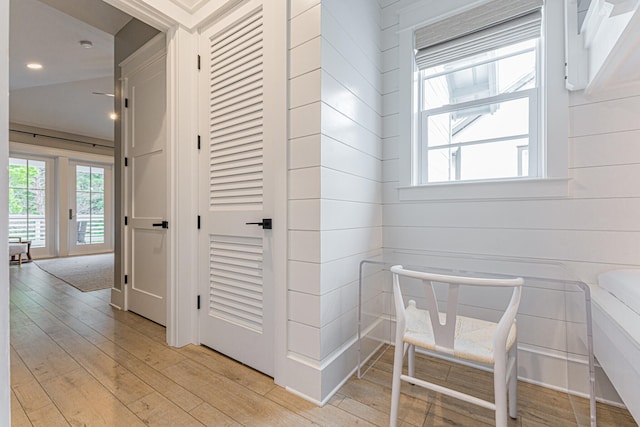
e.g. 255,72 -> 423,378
389,340 -> 405,427
493,357 -> 508,427
408,344 -> 415,377
508,345 -> 518,419
18,253 -> 22,265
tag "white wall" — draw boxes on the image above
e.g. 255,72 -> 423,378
381,0 -> 639,404
287,0 -> 383,403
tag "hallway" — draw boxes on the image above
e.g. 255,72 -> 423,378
9,264 -> 635,426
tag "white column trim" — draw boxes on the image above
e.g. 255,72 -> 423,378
166,25 -> 199,347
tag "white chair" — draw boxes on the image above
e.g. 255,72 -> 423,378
389,265 -> 524,427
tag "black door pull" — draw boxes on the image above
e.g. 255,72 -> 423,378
245,218 -> 272,229
152,221 -> 169,229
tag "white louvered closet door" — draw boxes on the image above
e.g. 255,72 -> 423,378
198,0 -> 285,377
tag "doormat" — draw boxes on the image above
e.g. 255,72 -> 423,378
35,253 -> 114,292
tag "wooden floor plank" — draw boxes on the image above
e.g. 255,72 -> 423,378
189,402 -> 244,426
333,396 -> 390,427
128,391 -> 205,426
337,374 -> 430,426
176,344 -> 276,396
265,385 -> 376,426
22,403 -> 72,427
40,367 -> 146,427
11,390 -> 33,427
162,358 -> 314,426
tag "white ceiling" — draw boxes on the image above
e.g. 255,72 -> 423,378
9,0 -> 132,141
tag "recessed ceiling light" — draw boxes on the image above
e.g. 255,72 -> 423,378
27,63 -> 43,70
109,113 -> 117,120
79,40 -> 93,49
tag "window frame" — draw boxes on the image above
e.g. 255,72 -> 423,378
419,87 -> 540,184
396,0 -> 569,201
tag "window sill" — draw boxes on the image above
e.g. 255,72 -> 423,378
397,177 -> 570,202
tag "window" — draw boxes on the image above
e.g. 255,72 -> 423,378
74,165 -> 106,245
413,0 -> 542,184
418,39 -> 539,183
8,157 -> 48,248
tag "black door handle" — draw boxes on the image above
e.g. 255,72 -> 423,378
245,218 -> 272,229
152,221 -> 169,229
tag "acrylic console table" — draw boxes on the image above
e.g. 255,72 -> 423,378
357,251 -> 596,427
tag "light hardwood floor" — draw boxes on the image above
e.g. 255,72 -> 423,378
9,263 -> 637,426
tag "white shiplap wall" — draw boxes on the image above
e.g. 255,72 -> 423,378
287,0 -> 383,402
381,0 -> 639,404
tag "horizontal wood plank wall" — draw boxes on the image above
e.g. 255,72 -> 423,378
287,0 -> 384,402
380,0 -> 640,405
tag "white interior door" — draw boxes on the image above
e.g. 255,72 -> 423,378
68,161 -> 113,254
123,38 -> 168,326
198,0 -> 285,376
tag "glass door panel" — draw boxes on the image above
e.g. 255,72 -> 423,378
8,156 -> 52,257
69,162 -> 112,254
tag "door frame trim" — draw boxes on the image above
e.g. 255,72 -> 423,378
110,1 -> 288,373
108,3 -> 189,346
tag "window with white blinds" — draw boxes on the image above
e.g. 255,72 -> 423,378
414,0 -> 543,68
414,0 -> 543,184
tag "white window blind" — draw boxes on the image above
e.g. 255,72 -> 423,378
415,0 -> 543,70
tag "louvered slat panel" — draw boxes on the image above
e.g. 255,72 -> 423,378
210,138 -> 262,156
209,275 -> 262,294
211,182 -> 262,195
211,119 -> 263,142
210,255 -> 261,270
212,285 -> 263,304
210,58 -> 263,93
209,235 -> 263,332
211,289 -> 262,309
210,13 -> 262,57
209,196 -> 262,208
210,87 -> 262,116
210,72 -> 263,106
210,172 -> 262,187
210,98 -> 263,127
210,167 -> 262,182
211,141 -> 262,158
208,7 -> 264,209
211,27 -> 262,65
211,36 -> 262,75
210,110 -> 263,134
209,127 -> 262,147
210,99 -> 262,126
210,79 -> 262,109
211,145 -> 261,160
211,155 -> 262,173
211,46 -> 263,85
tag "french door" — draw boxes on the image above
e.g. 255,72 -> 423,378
8,155 -> 54,258
69,161 -> 113,254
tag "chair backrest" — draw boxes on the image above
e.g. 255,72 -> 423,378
391,265 -> 524,355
